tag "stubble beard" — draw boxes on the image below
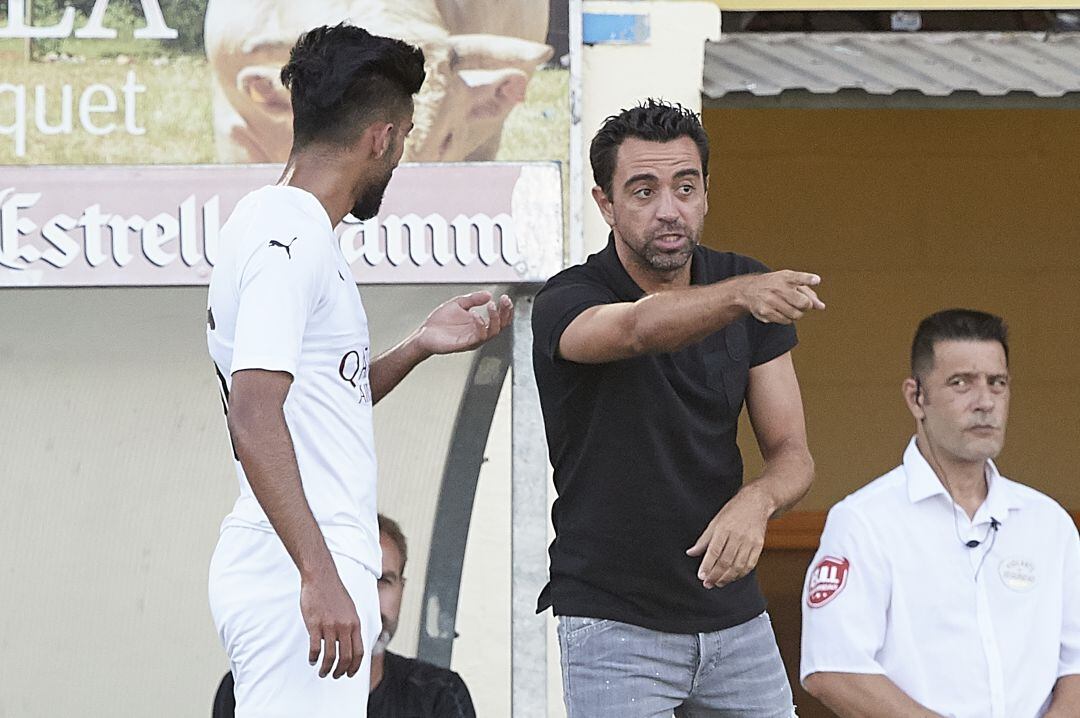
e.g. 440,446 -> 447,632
625,221 -> 702,273
350,166 -> 394,221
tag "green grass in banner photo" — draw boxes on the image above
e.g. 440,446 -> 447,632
0,56 -> 215,164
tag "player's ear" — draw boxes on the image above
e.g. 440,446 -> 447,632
592,185 -> 615,227
370,122 -> 394,159
902,377 -> 924,421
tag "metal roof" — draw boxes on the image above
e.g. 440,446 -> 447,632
703,32 -> 1080,99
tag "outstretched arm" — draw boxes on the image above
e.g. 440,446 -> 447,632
369,291 -> 513,404
558,270 -> 824,364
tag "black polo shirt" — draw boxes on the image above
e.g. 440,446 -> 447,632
531,237 -> 798,634
367,651 -> 476,718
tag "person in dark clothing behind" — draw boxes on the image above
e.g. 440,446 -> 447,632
368,514 -> 475,717
213,514 -> 475,718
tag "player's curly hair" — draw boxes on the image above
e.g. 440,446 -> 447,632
281,23 -> 425,149
590,98 -> 710,199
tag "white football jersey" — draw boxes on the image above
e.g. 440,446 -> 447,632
207,185 -> 379,575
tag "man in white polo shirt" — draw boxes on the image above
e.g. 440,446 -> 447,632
801,309 -> 1080,717
205,25 -> 512,717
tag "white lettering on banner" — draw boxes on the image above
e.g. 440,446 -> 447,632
202,195 -> 220,266
79,203 -> 109,267
80,84 -> 118,136
40,213 -> 79,268
0,0 -> 75,39
0,188 -> 525,277
35,85 -> 73,136
0,71 -> 147,157
0,84 -> 27,157
0,0 -> 177,39
0,189 -> 207,272
0,188 -> 41,269
339,213 -> 521,270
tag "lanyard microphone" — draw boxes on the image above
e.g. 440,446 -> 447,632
964,517 -> 1000,548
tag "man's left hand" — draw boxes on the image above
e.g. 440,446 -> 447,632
416,291 -> 513,356
686,488 -> 772,589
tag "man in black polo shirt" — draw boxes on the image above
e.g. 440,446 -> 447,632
532,99 -> 823,717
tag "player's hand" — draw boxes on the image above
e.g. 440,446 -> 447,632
736,271 -> 825,325
416,291 -> 513,355
686,488 -> 772,589
300,571 -> 364,679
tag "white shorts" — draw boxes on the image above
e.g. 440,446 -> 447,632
208,527 -> 380,717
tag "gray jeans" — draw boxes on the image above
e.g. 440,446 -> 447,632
557,612 -> 797,718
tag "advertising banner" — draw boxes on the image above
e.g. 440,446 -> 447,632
0,1 -> 569,287
0,161 -> 563,286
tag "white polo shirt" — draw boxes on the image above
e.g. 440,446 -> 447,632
801,437 -> 1080,718
207,185 -> 380,576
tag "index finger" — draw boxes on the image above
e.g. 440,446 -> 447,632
782,271 -> 821,287
702,537 -> 741,589
453,290 -> 493,310
497,295 -> 513,326
712,542 -> 754,589
697,532 -> 730,582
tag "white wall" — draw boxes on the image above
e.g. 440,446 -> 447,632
0,285 -> 509,717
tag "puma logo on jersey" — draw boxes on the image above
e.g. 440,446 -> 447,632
269,237 -> 297,259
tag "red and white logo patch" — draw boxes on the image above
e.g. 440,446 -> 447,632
806,556 -> 850,608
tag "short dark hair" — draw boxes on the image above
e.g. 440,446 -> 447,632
589,98 -> 710,199
377,513 -> 408,571
281,23 -> 425,149
911,309 -> 1009,378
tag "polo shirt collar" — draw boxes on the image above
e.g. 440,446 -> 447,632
902,436 -> 1023,524
598,232 -> 709,301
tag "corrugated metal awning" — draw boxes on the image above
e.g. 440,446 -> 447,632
704,32 -> 1080,99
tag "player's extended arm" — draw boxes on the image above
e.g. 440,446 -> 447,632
687,352 -> 814,588
369,291 -> 513,404
558,270 -> 824,364
1045,674 -> 1080,717
228,369 -> 363,680
803,673 -> 945,718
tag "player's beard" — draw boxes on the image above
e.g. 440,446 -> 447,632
350,167 -> 393,221
626,219 -> 702,272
